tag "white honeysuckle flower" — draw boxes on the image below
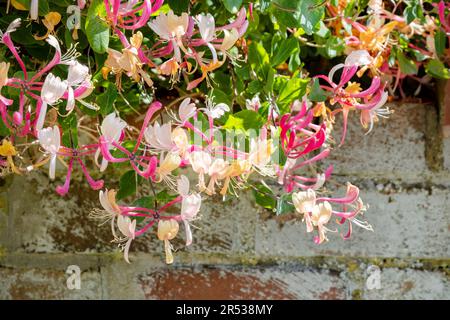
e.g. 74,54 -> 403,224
37,125 -> 60,180
201,99 -> 230,119
117,215 -> 136,264
30,0 -> 39,20
292,189 -> 317,214
246,94 -> 260,112
148,10 -> 189,62
196,13 -> 216,43
219,28 -> 239,51
37,74 -> 67,130
41,73 -> 67,105
157,219 -> 179,264
98,112 -> 127,171
178,98 -> 196,123
345,50 -> 373,67
144,121 -> 173,151
65,61 -> 90,111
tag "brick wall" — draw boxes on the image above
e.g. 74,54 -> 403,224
0,101 -> 449,300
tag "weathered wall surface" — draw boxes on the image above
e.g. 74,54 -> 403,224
0,102 -> 449,300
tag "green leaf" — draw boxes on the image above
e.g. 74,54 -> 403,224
425,59 -> 450,80
435,30 -> 447,57
97,84 -> 118,116
117,170 -> 140,200
277,77 -> 309,110
168,0 -> 190,14
397,51 -> 418,75
271,0 -> 325,35
222,0 -> 243,13
223,110 -> 265,131
276,194 -> 295,215
309,78 -> 330,102
271,37 -> 299,67
252,183 -> 276,210
58,112 -> 78,148
248,42 -> 270,80
85,16 -> 110,54
404,0 -> 424,24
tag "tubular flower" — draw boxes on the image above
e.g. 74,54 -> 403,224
178,175 -> 201,246
96,113 -> 127,172
37,125 -> 61,180
293,184 -> 372,244
316,51 -> 389,144
157,219 -> 179,264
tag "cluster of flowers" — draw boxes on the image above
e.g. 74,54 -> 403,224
0,0 -> 448,264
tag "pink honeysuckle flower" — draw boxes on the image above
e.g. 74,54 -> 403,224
157,219 -> 179,264
148,10 -> 189,62
116,214 -> 136,263
55,145 -> 105,196
292,183 -> 372,243
315,51 -> 388,145
104,0 -> 158,30
177,175 -> 201,246
99,101 -> 162,179
36,73 -> 67,131
37,125 -> 61,180
279,100 -> 327,160
96,112 -> 127,172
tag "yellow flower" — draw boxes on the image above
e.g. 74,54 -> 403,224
0,140 -> 21,175
157,219 -> 179,264
34,12 -> 61,40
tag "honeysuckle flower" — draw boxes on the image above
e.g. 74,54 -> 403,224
0,62 -> 12,106
205,158 -> 229,195
34,12 -> 61,40
195,13 -> 218,63
64,61 -> 93,112
246,94 -> 261,112
100,102 -> 161,179
103,32 -> 153,90
178,98 -> 197,123
90,189 -> 122,239
280,100 -> 327,159
189,151 -> 212,191
157,219 -> 179,264
37,125 -> 60,180
155,152 -> 181,187
30,0 -> 39,21
172,127 -> 189,158
178,175 -> 201,246
200,99 -> 230,119
36,73 -> 67,131
116,214 -> 136,263
311,201 -> 333,244
104,0 -> 157,30
0,139 -> 21,175
96,113 -> 127,172
144,122 -> 174,151
218,28 -> 240,52
316,56 -> 388,144
148,10 -> 189,62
